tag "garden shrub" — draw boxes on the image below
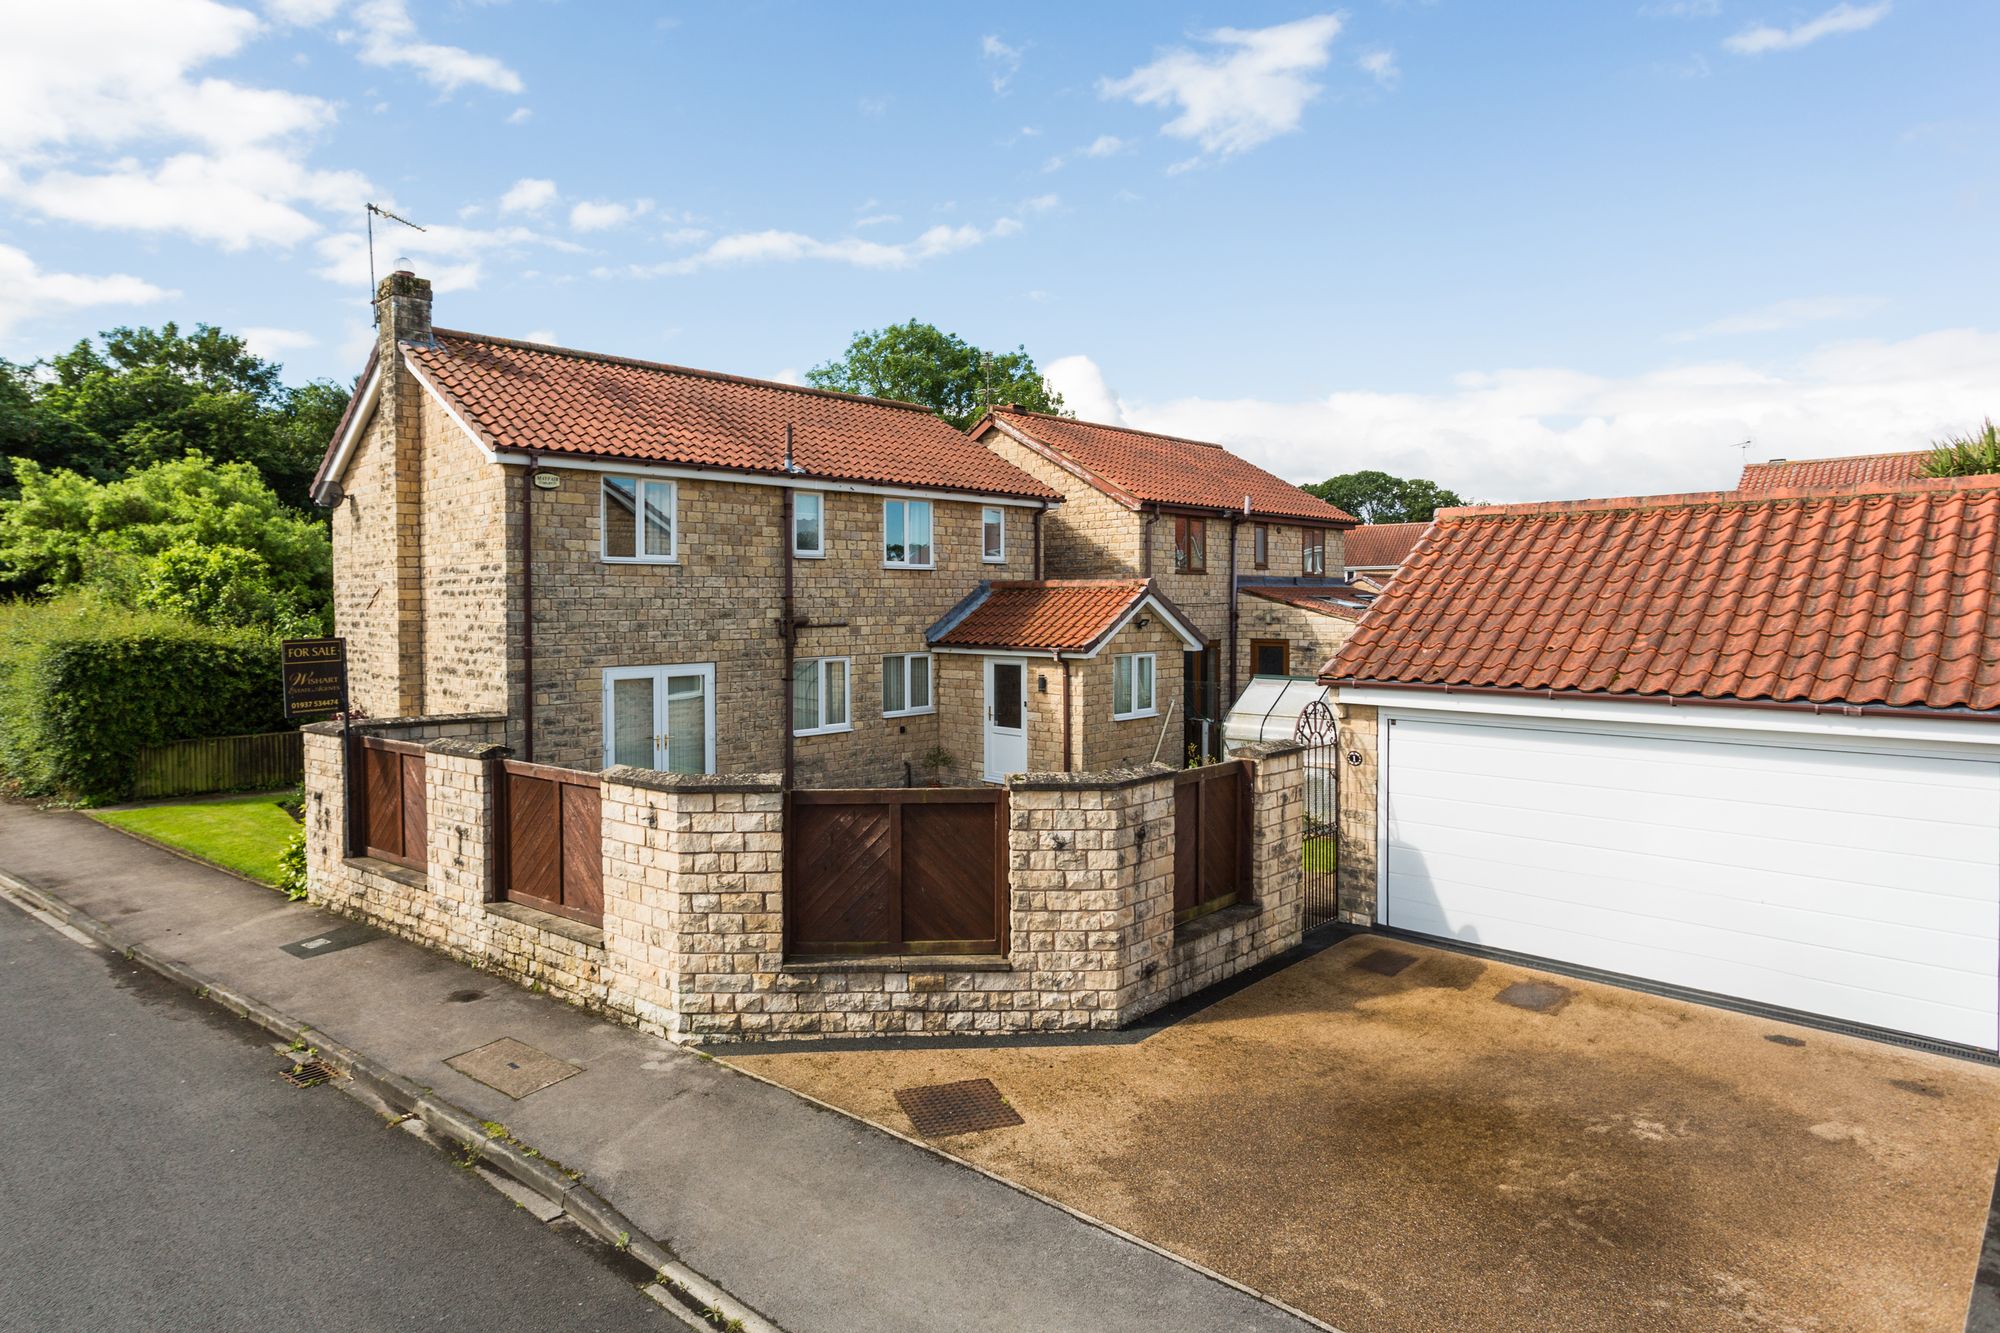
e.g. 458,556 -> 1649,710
0,596 -> 285,803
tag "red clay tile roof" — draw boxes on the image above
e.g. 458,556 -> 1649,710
1342,521 -> 1430,569
1324,477 -> 2000,712
974,407 -> 1354,524
1738,450 -> 1929,493
1242,583 -> 1374,623
400,330 -> 1060,501
932,579 -> 1195,653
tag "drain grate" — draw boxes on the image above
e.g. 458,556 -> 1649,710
282,1058 -> 337,1088
1494,980 -> 1573,1014
1354,947 -> 1419,977
894,1078 -> 1024,1138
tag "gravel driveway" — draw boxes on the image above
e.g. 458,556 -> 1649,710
728,933 -> 2000,1332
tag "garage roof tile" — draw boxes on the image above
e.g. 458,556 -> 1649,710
1323,477 -> 2000,712
1737,451 -> 1929,493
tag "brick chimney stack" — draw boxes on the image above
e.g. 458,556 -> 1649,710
375,267 -> 433,355
368,266 -> 431,716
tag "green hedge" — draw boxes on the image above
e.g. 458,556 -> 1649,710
0,598 -> 286,803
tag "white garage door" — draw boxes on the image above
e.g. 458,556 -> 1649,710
1382,716 -> 2000,1051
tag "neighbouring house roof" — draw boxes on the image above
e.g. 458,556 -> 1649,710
1341,521 -> 1431,569
970,406 -> 1356,525
1241,582 -> 1375,623
1737,450 -> 1929,493
929,579 -> 1203,656
322,330 -> 1062,503
1324,476 -> 2000,713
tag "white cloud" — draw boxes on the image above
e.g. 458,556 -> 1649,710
982,34 -> 1024,93
266,0 -> 342,23
1640,0 -> 1721,16
1358,49 -> 1400,88
1725,2 -> 1891,54
620,206 -> 1041,278
506,106 -> 532,125
1101,14 -> 1343,158
1049,328 -> 2000,503
9,148 -> 371,249
499,177 -> 557,213
0,244 -> 174,338
569,198 -> 653,232
1043,134 -> 1128,173
314,222 -> 582,293
770,367 -> 805,386
854,213 -> 900,228
1669,295 -> 1884,341
343,0 -> 523,93
522,328 -> 557,346
1042,354 -> 1127,425
241,325 -> 317,358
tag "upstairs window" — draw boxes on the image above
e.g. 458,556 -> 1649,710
793,491 -> 825,557
1113,653 -> 1157,720
1172,516 -> 1207,573
884,499 -> 934,568
793,657 -> 852,735
602,476 -> 676,562
982,506 -> 1006,563
882,653 -> 934,717
1302,529 -> 1326,576
1253,523 -> 1269,569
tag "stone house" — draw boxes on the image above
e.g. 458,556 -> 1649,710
312,270 -> 1202,789
967,406 -> 1364,758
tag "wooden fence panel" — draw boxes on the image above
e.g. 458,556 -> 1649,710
133,730 -> 303,799
1174,761 -> 1248,924
358,737 -> 425,869
788,790 -> 1004,956
497,760 -> 602,926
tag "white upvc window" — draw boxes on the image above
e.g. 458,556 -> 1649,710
882,653 -> 934,717
883,499 -> 934,568
981,506 -> 1006,563
1113,652 -> 1157,720
792,491 -> 825,558
793,656 -> 852,735
602,664 -> 714,774
601,476 -> 676,563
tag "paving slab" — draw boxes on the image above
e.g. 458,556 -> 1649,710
0,798 -> 1315,1333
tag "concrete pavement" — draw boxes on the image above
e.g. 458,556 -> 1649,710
0,797 -> 1318,1333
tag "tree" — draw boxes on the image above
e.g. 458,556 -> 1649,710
1305,470 -> 1466,524
23,323 -> 349,509
807,320 -> 1065,429
0,358 -> 93,496
133,541 -> 323,636
1922,419 -> 2000,479
0,454 -> 331,621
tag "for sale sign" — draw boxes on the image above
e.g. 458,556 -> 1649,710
281,637 -> 348,720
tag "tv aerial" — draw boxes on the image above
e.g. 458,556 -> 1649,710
366,203 -> 426,322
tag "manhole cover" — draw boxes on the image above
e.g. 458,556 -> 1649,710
447,1038 -> 580,1100
1354,947 -> 1418,977
1494,980 -> 1573,1014
894,1079 -> 1024,1138
282,1058 -> 338,1088
280,923 -> 381,958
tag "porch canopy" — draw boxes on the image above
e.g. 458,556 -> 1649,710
1223,675 -> 1328,751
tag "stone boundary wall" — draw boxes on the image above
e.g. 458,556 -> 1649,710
1331,700 -> 1380,926
302,719 -> 1308,1041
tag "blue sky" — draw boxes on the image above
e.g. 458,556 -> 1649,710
3,1 -> 1994,500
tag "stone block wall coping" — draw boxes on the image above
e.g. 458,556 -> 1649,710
781,955 -> 1013,975
343,856 -> 427,890
601,766 -> 783,794
1232,739 -> 1306,761
302,711 -> 508,738
485,900 -> 606,949
1173,901 -> 1261,947
1008,763 -> 1177,792
427,739 -> 513,760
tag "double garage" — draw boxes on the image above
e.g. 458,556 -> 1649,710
1346,694 -> 2000,1054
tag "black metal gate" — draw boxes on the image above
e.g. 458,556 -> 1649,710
1296,697 -> 1340,927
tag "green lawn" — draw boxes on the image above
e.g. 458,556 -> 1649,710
1302,835 -> 1337,874
90,793 -> 299,887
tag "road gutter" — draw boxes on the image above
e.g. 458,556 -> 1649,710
0,868 -> 779,1333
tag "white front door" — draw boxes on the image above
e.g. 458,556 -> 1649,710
983,657 -> 1029,783
1381,714 -> 2000,1051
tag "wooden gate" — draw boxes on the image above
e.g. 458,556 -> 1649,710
497,760 -> 603,926
357,736 -> 426,869
1174,760 -> 1249,924
787,789 -> 1007,956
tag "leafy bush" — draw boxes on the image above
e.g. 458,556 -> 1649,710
1922,418 -> 2000,479
0,597 -> 286,803
277,827 -> 309,901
